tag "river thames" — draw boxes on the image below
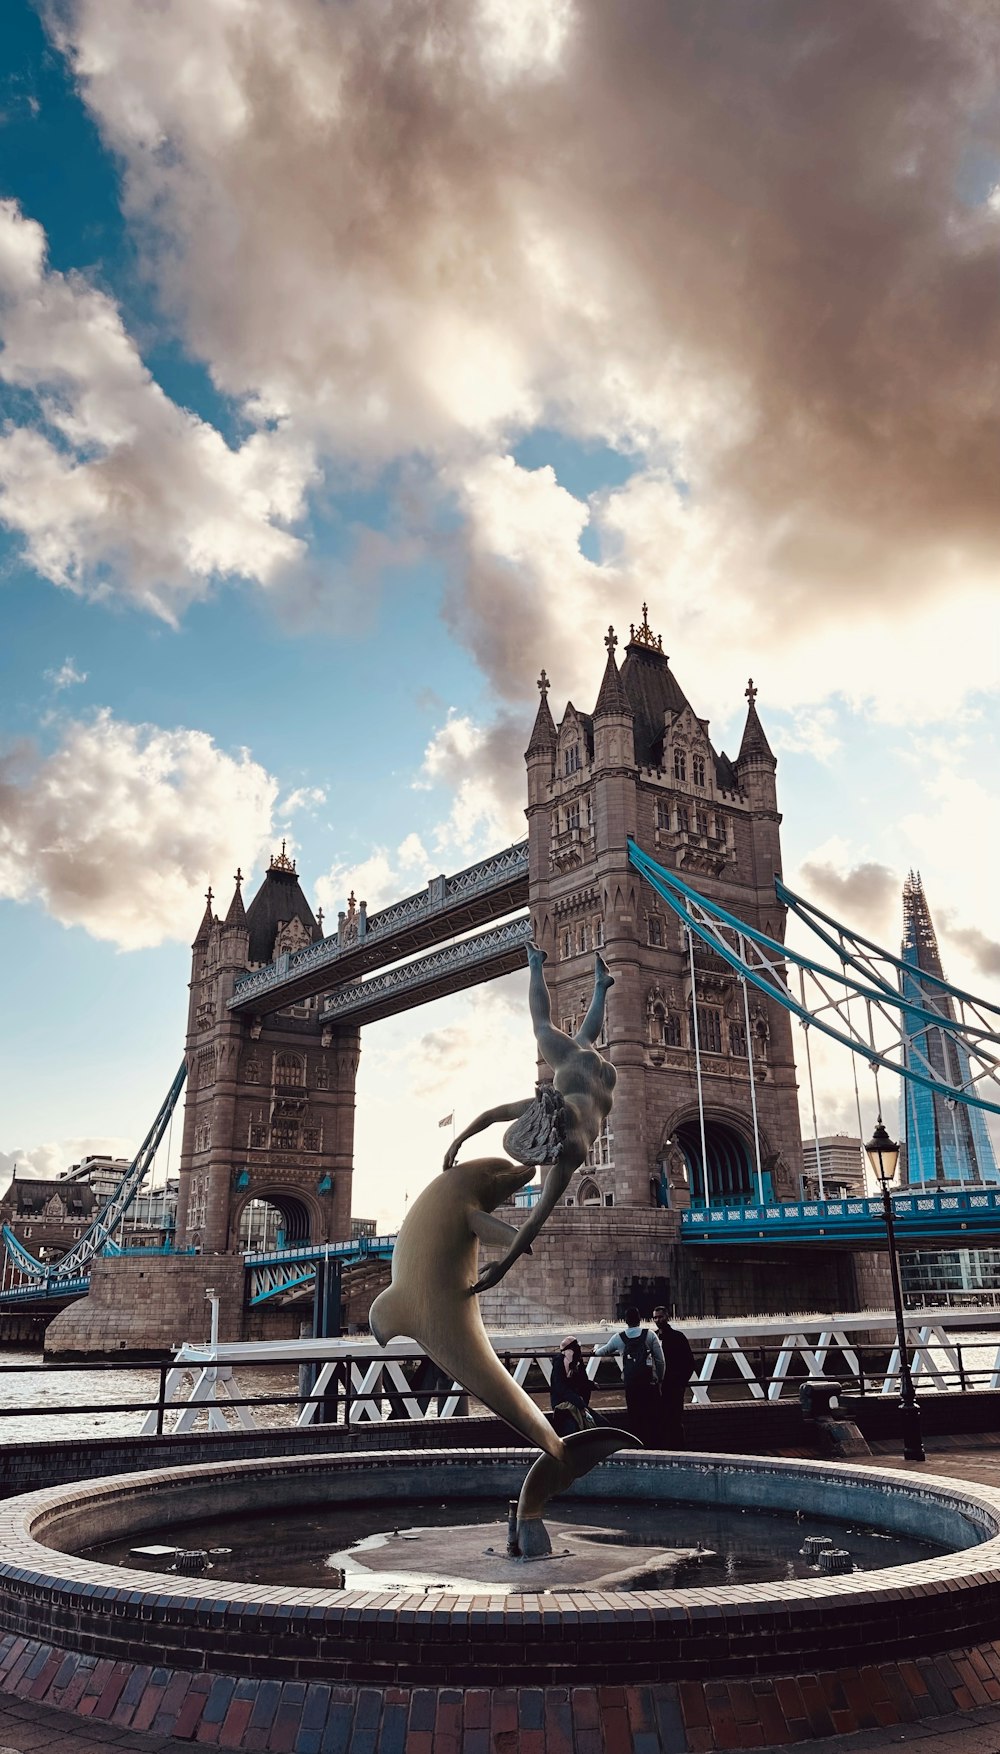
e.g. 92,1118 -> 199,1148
4,1326 -> 1000,1443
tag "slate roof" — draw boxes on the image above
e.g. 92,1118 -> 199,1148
244,862 -> 321,965
618,635 -> 692,766
525,687 -> 557,755
737,691 -> 776,766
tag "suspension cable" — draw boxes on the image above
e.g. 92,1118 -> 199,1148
799,965 -> 824,1200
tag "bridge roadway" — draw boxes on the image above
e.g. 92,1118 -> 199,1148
9,1187 -> 1000,1310
228,841 -> 528,1016
681,1185 -> 1000,1248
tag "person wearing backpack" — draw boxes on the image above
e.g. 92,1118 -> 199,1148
593,1306 -> 665,1443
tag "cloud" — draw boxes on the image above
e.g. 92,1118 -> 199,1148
352,976 -> 533,1226
315,832 -> 433,919
941,923 -> 1000,981
0,200 -> 317,619
0,1136 -> 135,1197
797,854 -> 899,935
277,785 -> 327,817
37,0 -> 1000,712
418,708 -> 526,855
43,658 -> 88,692
0,709 -> 279,948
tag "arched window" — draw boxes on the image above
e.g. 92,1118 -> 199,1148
655,798 -> 671,832
665,1012 -> 682,1048
692,753 -> 706,787
673,748 -> 687,782
564,743 -> 581,775
698,1006 -> 723,1053
676,804 -> 690,832
274,1053 -> 304,1087
648,915 -> 664,947
696,808 -> 709,836
578,1178 -> 602,1205
729,1019 -> 747,1057
566,801 -> 580,831
577,923 -> 589,954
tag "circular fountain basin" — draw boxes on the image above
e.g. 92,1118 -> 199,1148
2,1448 -> 1000,1685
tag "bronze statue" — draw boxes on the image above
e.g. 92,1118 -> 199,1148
369,1151 -> 636,1556
444,942 -> 616,1290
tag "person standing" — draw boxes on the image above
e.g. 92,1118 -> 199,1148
549,1336 -> 593,1436
652,1304 -> 696,1448
594,1306 -> 664,1443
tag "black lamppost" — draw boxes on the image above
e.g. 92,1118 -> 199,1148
865,1117 -> 925,1462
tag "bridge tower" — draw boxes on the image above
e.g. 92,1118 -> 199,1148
177,849 -> 358,1253
482,609 -> 893,1325
526,610 -> 803,1215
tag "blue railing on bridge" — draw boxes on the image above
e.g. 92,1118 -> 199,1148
244,1235 -> 397,1271
230,842 -> 529,1010
681,1187 -> 1000,1246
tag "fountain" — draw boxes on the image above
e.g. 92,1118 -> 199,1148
3,945 -> 1000,1745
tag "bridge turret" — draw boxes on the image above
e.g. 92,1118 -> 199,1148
735,678 -> 778,814
525,670 -> 557,956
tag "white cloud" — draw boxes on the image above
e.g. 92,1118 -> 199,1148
36,0 -> 1000,721
0,1136 -> 135,1197
277,785 -> 327,816
43,658 -> 88,692
352,976 -> 533,1227
0,200 -> 316,619
418,709 -> 526,856
0,709 -> 279,948
315,833 -> 433,919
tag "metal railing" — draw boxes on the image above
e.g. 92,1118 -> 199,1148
4,1323 -> 1000,1443
230,842 -> 528,1009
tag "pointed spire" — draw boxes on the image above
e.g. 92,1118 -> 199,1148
192,884 -> 215,947
737,677 -> 775,767
594,626 -> 632,717
224,867 -> 247,928
526,667 -> 557,754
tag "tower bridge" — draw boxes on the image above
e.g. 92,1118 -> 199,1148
228,842 -> 529,1016
8,606 -> 1000,1349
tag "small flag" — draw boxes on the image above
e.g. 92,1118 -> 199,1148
438,1112 -> 454,1129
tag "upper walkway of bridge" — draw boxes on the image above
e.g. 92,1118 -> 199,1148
228,841 -> 528,1015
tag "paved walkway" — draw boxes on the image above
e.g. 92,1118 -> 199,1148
3,1435 -> 1000,1752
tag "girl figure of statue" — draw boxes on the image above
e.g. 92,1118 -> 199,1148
443,940 -> 616,1293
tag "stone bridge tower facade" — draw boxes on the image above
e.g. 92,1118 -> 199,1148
478,610 -> 884,1326
524,609 -> 804,1218
176,848 -> 358,1254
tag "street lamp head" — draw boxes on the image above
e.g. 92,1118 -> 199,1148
865,1116 -> 900,1185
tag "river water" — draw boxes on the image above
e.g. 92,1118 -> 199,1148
0,1352 -> 302,1443
3,1326 -> 1000,1445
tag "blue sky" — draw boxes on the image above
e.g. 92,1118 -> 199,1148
2,0 -> 1000,1221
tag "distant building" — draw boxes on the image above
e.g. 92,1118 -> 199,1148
0,1176 -> 97,1262
351,1218 -> 377,1240
801,1136 -> 867,1201
898,873 -> 1000,1303
901,872 -> 999,1187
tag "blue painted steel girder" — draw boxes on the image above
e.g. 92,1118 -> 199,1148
681,1188 -> 1000,1250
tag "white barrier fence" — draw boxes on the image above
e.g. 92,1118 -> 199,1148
140,1307 -> 1000,1435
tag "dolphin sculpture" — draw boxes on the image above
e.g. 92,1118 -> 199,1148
370,1154 -> 638,1556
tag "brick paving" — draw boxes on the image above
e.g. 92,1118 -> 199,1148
3,1439 -> 1000,1749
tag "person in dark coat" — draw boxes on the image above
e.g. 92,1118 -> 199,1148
549,1336 -> 593,1435
652,1305 -> 696,1448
